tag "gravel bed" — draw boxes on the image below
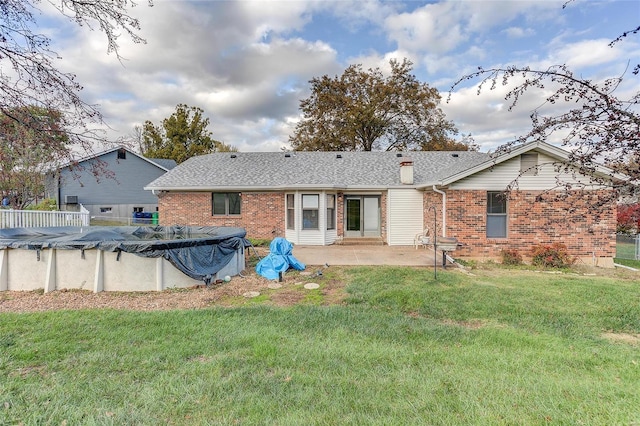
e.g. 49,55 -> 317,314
0,271 -> 272,313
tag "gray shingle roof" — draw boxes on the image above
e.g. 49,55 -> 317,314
144,151 -> 491,190
147,158 -> 178,171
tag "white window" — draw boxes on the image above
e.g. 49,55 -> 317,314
302,194 -> 319,230
520,153 -> 539,176
286,194 -> 295,230
100,207 -> 112,214
326,194 -> 336,230
486,192 -> 507,238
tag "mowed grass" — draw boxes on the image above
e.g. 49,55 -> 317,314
616,240 -> 638,263
1,267 -> 639,425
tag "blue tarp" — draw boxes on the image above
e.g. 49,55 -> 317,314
255,237 -> 305,280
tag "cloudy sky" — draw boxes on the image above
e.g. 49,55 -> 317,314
41,0 -> 639,152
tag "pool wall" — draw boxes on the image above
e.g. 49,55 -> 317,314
0,247 -> 245,293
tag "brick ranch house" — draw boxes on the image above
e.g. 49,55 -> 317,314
145,141 -> 623,267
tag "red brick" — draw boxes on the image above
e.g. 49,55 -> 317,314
158,192 -> 284,239
431,189 -> 616,260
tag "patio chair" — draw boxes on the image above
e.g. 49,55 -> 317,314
414,228 -> 431,249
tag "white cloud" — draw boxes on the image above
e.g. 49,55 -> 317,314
443,74 -> 578,151
546,39 -> 628,69
502,27 -> 535,39
384,2 -> 467,54
383,1 -> 561,56
24,0 -> 639,154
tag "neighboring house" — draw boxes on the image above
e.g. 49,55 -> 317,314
145,141 -> 623,266
47,146 -> 177,219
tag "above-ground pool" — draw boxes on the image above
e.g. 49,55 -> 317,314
0,226 -> 249,293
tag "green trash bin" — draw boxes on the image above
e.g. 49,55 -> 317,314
152,211 -> 159,225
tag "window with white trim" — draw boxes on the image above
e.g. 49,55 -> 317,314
286,194 -> 295,230
326,194 -> 336,230
212,193 -> 241,216
302,194 -> 319,230
486,191 -> 507,238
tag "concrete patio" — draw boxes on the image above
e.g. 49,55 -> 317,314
292,244 -> 442,267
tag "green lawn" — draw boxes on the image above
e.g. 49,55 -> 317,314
1,266 -> 639,425
615,257 -> 640,269
616,240 -> 638,260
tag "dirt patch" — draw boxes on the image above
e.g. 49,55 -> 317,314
0,268 -> 348,313
601,332 -> 640,346
269,289 -> 306,305
440,318 -> 488,329
319,278 -> 349,305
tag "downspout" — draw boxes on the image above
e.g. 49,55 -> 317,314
432,185 -> 446,237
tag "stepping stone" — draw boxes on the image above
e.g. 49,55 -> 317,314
300,271 -> 312,276
243,291 -> 260,298
304,283 -> 320,290
267,283 -> 282,289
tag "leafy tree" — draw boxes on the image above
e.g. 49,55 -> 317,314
290,59 -> 471,152
0,0 -> 149,154
448,18 -> 639,203
617,203 -> 640,234
141,104 -> 237,164
0,107 -> 70,209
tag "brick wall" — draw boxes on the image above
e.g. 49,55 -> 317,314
427,189 -> 616,261
336,193 -> 344,237
380,192 -> 388,242
158,192 -> 285,240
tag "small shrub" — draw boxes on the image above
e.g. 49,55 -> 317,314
454,258 -> 477,269
530,243 -> 575,268
247,238 -> 271,247
27,198 -> 58,211
501,249 -> 523,265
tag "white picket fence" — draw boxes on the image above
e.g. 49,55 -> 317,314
0,205 -> 90,228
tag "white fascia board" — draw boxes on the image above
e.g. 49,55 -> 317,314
285,184 -> 348,190
144,185 -> 280,192
143,185 -> 350,192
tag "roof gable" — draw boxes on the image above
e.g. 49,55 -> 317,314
60,146 -> 176,172
438,141 -> 626,186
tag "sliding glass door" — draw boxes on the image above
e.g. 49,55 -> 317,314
345,196 -> 380,237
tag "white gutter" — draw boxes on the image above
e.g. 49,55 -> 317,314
143,184 -> 388,192
432,185 -> 446,237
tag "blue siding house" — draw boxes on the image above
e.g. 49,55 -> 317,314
47,146 -> 176,220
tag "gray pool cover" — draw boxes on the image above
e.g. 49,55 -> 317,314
0,226 -> 250,284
